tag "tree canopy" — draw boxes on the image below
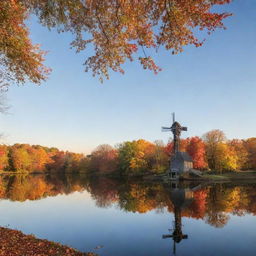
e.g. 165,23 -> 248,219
0,0 -> 50,89
0,0 -> 232,85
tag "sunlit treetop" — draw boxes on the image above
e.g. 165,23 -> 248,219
1,0 -> 232,85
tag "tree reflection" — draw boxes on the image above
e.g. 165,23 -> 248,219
1,174 -> 256,230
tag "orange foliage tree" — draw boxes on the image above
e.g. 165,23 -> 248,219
5,144 -> 86,173
0,0 -> 50,88
0,145 -> 9,170
227,139 -> 248,170
1,0 -> 232,84
9,144 -> 32,172
244,138 -> 256,169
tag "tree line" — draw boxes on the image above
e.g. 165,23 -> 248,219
0,130 -> 256,174
89,129 -> 256,174
0,144 -> 87,173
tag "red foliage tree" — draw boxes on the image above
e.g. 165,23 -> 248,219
186,137 -> 208,170
90,144 -> 118,173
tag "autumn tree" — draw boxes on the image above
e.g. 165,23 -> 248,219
219,143 -> 239,171
1,0 -> 232,84
150,140 -> 169,173
118,139 -> 155,174
27,146 -> 52,171
186,136 -> 207,170
0,0 -> 50,88
64,152 -> 85,173
0,145 -> 9,170
244,138 -> 256,170
203,131 -> 247,171
46,151 -> 67,171
8,144 -> 32,172
89,144 -> 118,173
203,129 -> 227,172
228,139 -> 248,170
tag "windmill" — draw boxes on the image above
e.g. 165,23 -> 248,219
162,113 -> 192,179
162,113 -> 188,154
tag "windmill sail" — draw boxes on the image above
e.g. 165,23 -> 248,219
162,127 -> 171,132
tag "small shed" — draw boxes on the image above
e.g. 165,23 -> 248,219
169,152 -> 193,179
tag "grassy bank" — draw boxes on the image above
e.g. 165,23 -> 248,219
200,170 -> 256,182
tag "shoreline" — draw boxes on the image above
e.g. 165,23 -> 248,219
0,227 -> 96,256
1,170 -> 256,183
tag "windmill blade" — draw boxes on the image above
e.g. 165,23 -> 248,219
172,112 -> 175,123
181,127 -> 188,131
162,234 -> 173,239
162,127 -> 171,132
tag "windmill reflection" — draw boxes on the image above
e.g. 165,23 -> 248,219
163,182 -> 199,255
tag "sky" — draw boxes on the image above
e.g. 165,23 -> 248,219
0,1 -> 256,154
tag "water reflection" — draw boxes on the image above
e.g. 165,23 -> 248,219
1,174 -> 256,226
162,184 -> 194,254
0,174 -> 256,255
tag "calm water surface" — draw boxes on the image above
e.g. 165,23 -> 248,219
0,174 -> 255,256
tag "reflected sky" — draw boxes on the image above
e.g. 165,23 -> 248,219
0,175 -> 255,256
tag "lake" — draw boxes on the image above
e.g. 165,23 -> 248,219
0,173 -> 255,256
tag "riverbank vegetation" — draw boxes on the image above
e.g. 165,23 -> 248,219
0,130 -> 255,175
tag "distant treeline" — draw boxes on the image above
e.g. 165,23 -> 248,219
0,144 -> 87,173
0,130 -> 256,174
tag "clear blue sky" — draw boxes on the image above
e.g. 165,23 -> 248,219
0,1 -> 255,154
